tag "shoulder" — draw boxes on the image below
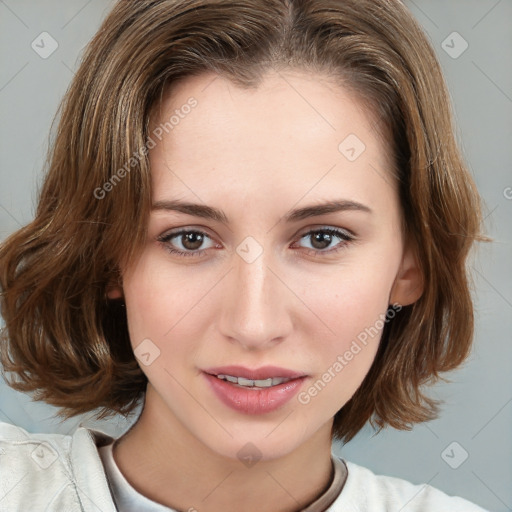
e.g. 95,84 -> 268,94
0,420 -> 116,512
330,457 -> 490,512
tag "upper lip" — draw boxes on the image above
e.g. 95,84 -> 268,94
203,365 -> 307,380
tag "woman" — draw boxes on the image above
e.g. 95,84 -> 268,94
0,0 -> 490,510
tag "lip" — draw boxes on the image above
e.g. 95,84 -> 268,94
203,372 -> 307,414
203,365 -> 307,380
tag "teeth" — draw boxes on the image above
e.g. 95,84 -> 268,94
216,374 -> 292,388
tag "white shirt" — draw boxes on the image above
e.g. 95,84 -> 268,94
0,420 -> 490,511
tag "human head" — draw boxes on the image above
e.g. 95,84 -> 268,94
0,0 -> 485,444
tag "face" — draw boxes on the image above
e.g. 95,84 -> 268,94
110,69 -> 422,461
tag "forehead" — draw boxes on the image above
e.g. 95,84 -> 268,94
148,70 -> 396,215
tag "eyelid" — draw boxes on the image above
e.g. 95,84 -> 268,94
158,224 -> 355,241
296,224 -> 355,239
157,227 -> 219,251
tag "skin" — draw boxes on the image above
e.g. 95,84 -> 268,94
107,69 -> 423,512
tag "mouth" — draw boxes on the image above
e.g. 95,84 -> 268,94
202,366 -> 308,414
211,374 -> 293,389
203,365 -> 307,388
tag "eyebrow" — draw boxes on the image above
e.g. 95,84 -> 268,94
151,199 -> 372,223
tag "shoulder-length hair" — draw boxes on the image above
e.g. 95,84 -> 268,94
0,0 -> 487,443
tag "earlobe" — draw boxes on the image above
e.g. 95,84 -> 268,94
106,277 -> 124,300
106,286 -> 124,299
105,269 -> 124,300
389,245 -> 424,307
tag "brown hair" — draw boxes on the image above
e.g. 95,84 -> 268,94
0,0 -> 488,443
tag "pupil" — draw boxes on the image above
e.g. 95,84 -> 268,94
183,232 -> 203,250
311,232 -> 331,250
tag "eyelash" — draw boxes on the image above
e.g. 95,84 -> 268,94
157,227 -> 355,259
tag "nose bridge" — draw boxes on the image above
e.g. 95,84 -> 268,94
219,245 -> 291,348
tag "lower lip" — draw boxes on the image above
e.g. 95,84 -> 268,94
203,373 -> 307,414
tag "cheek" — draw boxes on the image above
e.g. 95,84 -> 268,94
122,250 -> 201,337
122,253 -> 177,353
312,282 -> 385,383
304,248 -> 398,343
296,293 -> 387,418
293,247 -> 399,407
122,251 -> 212,384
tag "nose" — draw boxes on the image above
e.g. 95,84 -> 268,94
217,248 -> 293,350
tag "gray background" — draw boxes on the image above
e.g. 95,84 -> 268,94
0,1 -> 511,510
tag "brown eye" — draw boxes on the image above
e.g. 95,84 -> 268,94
309,231 -> 335,250
157,229 -> 215,258
179,232 -> 205,251
296,227 -> 354,256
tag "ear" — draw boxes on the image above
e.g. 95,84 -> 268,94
389,242 -> 424,307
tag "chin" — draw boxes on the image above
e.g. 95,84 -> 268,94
194,419 -> 317,464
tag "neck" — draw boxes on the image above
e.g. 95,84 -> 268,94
113,386 -> 336,512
